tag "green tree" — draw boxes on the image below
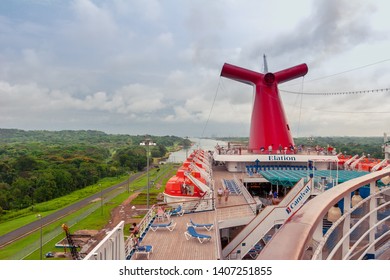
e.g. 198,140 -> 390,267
151,144 -> 167,158
32,171 -> 57,202
14,155 -> 39,172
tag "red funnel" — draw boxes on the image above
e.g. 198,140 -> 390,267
221,62 -> 308,153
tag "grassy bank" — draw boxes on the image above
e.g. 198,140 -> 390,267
0,163 -> 179,260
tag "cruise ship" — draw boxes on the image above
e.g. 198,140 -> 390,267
84,59 -> 390,261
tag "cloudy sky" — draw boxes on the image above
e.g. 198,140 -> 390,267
1,0 -> 389,138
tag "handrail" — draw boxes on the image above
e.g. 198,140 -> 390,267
233,176 -> 256,214
312,187 -> 389,259
222,178 -> 311,259
342,214 -> 390,260
358,231 -> 390,260
257,168 -> 390,260
85,221 -> 125,260
214,209 -> 222,260
124,205 -> 156,257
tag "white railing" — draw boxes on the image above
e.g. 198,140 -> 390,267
258,168 -> 390,260
312,187 -> 390,260
124,206 -> 157,258
222,179 -> 311,259
84,221 -> 125,260
233,176 -> 256,214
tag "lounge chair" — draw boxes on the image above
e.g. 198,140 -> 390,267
134,245 -> 153,259
246,244 -> 262,259
184,226 -> 211,243
156,207 -> 168,222
187,219 -> 214,231
167,204 -> 184,217
150,220 -> 176,232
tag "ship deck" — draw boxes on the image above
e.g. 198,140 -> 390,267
131,165 -> 256,260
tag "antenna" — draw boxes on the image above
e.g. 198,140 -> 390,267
263,54 -> 268,73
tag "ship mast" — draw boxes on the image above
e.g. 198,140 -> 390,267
263,54 -> 268,73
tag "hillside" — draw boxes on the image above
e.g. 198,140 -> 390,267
0,129 -> 190,214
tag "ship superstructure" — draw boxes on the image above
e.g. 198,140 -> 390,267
85,59 -> 390,261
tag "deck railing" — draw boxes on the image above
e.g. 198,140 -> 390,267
258,168 -> 390,260
312,187 -> 390,260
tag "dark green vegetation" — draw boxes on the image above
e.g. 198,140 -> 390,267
0,163 -> 179,260
215,136 -> 385,159
295,136 -> 384,158
0,129 -> 191,216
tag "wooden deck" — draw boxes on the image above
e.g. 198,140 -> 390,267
132,211 -> 218,260
130,164 -> 256,260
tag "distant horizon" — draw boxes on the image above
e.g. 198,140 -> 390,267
0,127 -> 386,139
1,1 -> 389,138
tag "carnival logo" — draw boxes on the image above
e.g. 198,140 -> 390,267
268,155 -> 296,161
285,185 -> 311,215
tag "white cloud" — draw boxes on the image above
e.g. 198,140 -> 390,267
157,32 -> 174,48
0,0 -> 389,137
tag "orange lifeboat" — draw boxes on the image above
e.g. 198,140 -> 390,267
164,165 -> 207,198
357,158 -> 382,172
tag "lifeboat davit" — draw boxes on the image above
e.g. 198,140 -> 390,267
163,164 -> 208,204
163,149 -> 211,205
337,154 -> 352,167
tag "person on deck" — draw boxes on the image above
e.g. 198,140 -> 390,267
217,187 -> 223,204
224,188 -> 230,203
130,222 -> 139,238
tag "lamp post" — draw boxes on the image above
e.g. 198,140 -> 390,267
37,214 -> 42,260
127,171 -> 131,193
99,183 -> 103,215
140,138 -> 156,209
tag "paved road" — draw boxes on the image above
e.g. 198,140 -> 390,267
0,172 -> 144,249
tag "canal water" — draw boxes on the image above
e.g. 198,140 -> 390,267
166,138 -> 227,163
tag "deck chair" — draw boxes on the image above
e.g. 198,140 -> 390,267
187,219 -> 214,231
184,226 -> 211,243
134,245 -> 153,259
150,220 -> 177,232
156,207 -> 167,222
246,244 -> 262,259
167,204 -> 184,217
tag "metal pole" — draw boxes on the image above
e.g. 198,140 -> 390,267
100,184 -> 103,215
141,137 -> 155,209
37,214 -> 42,260
127,172 -> 131,193
147,142 -> 150,209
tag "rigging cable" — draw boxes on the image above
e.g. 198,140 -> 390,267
295,76 -> 305,138
201,77 -> 221,138
281,87 -> 390,96
284,58 -> 390,87
305,58 -> 390,83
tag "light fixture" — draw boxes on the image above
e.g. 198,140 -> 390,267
351,190 -> 363,207
327,203 -> 341,223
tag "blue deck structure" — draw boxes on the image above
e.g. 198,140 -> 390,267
257,169 -> 370,187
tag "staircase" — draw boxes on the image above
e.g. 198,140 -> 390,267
222,178 -> 312,259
